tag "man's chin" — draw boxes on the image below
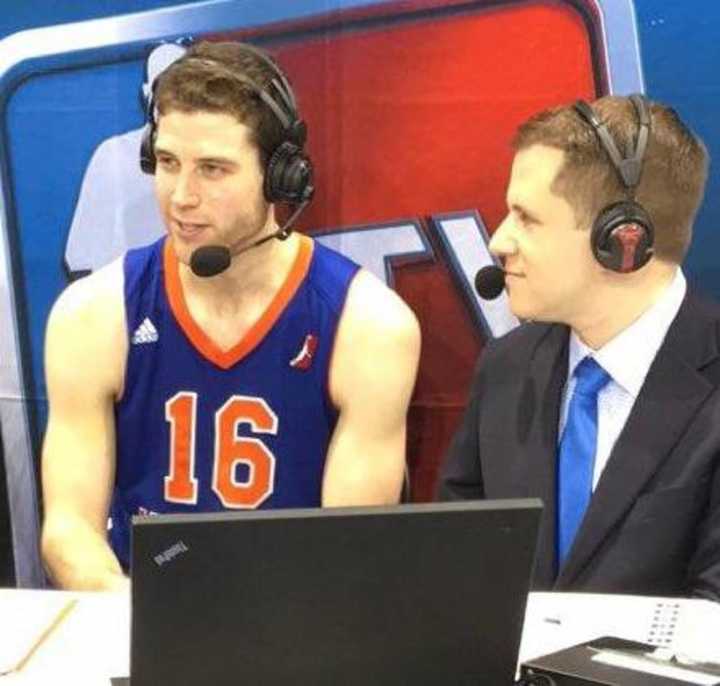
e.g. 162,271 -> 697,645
508,299 -> 533,320
508,300 -> 550,323
167,236 -> 197,266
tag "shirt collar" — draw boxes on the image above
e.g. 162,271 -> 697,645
568,269 -> 687,397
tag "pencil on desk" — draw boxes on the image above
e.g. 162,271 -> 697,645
11,598 -> 78,674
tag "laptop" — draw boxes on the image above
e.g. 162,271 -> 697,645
125,499 -> 541,685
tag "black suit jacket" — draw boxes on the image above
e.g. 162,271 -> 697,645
439,292 -> 720,601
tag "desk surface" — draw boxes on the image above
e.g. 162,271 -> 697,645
0,589 -> 129,686
1,589 -> 718,685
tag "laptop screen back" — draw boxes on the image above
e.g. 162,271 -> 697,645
130,499 -> 541,685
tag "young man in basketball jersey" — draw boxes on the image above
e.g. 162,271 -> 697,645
440,96 -> 720,600
41,42 -> 420,590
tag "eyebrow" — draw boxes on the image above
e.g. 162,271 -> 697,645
196,156 -> 238,167
153,148 -> 239,167
508,202 -> 539,221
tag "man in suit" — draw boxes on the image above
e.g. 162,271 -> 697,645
439,95 -> 720,601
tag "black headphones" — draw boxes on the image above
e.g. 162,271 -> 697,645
573,94 -> 654,273
139,43 -> 314,206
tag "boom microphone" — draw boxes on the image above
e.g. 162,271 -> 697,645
189,200 -> 309,278
474,265 -> 506,300
190,245 -> 232,278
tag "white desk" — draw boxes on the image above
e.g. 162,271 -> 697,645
0,590 -> 129,686
1,589 -> 718,685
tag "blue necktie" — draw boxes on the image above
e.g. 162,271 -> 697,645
557,356 -> 611,568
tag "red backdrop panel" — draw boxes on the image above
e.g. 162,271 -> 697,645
231,1 -> 597,498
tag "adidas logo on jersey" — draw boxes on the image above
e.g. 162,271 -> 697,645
132,317 -> 159,344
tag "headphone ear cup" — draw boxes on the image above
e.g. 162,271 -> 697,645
591,201 -> 655,273
139,123 -> 157,174
264,141 -> 314,203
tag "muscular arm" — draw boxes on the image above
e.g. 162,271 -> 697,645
41,260 -> 128,590
322,270 -> 420,506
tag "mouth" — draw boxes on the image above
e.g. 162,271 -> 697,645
173,219 -> 210,241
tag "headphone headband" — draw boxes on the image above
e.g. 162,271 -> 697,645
149,54 -> 302,143
573,94 -> 650,191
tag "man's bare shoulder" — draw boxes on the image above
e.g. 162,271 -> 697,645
342,269 -> 420,346
48,258 -> 124,328
46,258 -> 127,390
328,268 -> 420,429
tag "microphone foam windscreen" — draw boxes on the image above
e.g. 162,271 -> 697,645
190,245 -> 232,278
474,265 -> 506,300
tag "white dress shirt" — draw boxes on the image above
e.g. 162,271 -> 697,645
559,269 -> 687,490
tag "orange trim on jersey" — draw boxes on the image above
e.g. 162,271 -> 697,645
164,236 -> 314,369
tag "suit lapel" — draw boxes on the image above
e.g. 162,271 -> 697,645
557,294 -> 719,586
523,325 -> 569,586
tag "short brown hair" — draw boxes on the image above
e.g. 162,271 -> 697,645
513,96 -> 709,263
153,41 -> 290,165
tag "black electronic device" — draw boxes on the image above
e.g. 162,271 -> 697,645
521,636 -> 720,686
127,500 -> 542,686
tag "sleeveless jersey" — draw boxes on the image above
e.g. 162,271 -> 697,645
110,235 -> 359,569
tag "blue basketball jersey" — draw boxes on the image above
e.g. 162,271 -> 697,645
110,235 -> 359,569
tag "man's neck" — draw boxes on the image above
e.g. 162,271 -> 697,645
174,229 -> 302,352
570,261 -> 678,350
178,228 -> 299,312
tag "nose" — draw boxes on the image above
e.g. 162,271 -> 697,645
170,171 -> 201,209
489,214 -> 518,258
